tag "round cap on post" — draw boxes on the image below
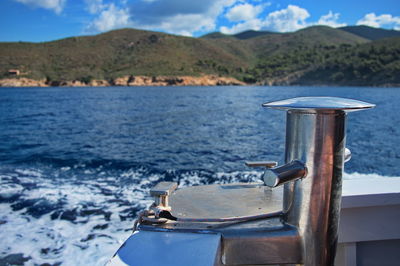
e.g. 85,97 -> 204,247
262,97 -> 375,112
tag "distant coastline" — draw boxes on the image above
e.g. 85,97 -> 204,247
1,76 -> 399,87
0,75 -> 245,87
1,26 -> 399,88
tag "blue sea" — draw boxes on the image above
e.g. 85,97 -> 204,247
0,86 -> 399,265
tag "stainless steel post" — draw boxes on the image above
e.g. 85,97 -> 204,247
262,97 -> 374,266
285,110 -> 345,265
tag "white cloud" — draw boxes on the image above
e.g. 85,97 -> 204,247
357,13 -> 400,30
86,3 -> 130,32
221,5 -> 351,34
219,2 -> 269,34
84,0 -> 239,35
146,13 -> 217,36
85,0 -> 105,14
85,1 -> 394,37
15,0 -> 66,14
128,0 -> 238,36
263,5 -> 310,32
220,4 -> 310,34
225,3 -> 263,22
317,11 -> 346,28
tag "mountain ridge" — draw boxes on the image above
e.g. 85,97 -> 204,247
339,25 -> 400,40
1,25 -> 399,86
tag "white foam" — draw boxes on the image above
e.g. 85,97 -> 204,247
1,166 -> 398,265
15,169 -> 43,178
0,183 -> 24,199
0,204 -> 131,265
343,171 -> 400,180
0,167 -> 157,265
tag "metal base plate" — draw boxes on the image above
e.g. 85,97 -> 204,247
170,182 -> 283,218
138,183 -> 302,265
141,182 -> 284,232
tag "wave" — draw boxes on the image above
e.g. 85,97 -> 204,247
343,171 -> 400,179
0,163 -> 264,265
0,163 -> 398,265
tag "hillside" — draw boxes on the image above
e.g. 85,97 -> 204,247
297,37 -> 400,86
249,36 -> 400,86
0,28 -> 247,82
0,25 -> 399,86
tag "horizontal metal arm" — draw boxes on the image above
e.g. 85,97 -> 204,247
245,161 -> 278,168
264,160 -> 307,188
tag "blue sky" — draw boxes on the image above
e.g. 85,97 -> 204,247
1,0 -> 399,42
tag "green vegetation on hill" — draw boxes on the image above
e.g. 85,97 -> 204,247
248,37 -> 400,86
0,25 -> 399,86
0,29 -> 246,82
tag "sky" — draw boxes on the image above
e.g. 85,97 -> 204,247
0,0 -> 399,42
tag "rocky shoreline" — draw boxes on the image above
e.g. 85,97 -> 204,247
0,75 -> 245,87
2,76 -> 398,88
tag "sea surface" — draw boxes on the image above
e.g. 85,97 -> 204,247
0,86 -> 399,265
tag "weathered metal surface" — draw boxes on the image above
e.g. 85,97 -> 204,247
141,183 -> 284,231
140,183 -> 302,265
170,183 -> 283,219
